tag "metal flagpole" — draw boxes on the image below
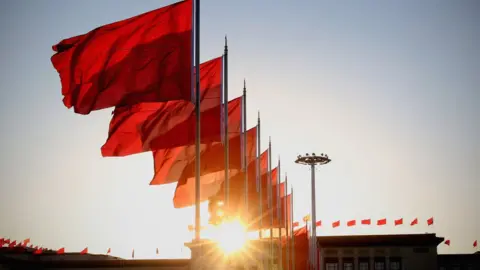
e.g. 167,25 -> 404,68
243,80 -> 248,222
277,158 -> 282,270
194,0 -> 201,243
291,187 -> 295,270
223,37 -> 229,210
257,112 -> 262,239
285,173 -> 289,270
268,138 -> 273,266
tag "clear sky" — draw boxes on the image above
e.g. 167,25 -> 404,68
0,0 -> 479,259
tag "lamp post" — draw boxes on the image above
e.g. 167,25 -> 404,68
295,153 -> 331,270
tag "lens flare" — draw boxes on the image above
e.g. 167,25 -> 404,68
213,219 -> 247,255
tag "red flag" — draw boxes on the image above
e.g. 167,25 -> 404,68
361,219 -> 371,225
332,220 -> 340,228
410,218 -> 418,226
427,217 -> 434,226
293,221 -> 300,227
315,220 -> 322,227
4,239 -> 10,244
444,240 -> 450,246
80,248 -> 88,254
293,226 -> 309,270
101,57 -> 224,157
246,167 -> 281,230
347,220 -> 356,227
219,151 -> 272,223
172,127 -> 257,208
8,240 -> 16,248
33,249 -> 43,255
473,240 -> 477,247
51,0 -> 193,114
23,238 -> 30,245
281,194 -> 292,229
377,218 -> 387,226
57,247 -> 65,254
150,97 -> 243,185
394,218 -> 403,226
107,248 -> 111,254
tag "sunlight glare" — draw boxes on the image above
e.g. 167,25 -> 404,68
212,219 -> 247,255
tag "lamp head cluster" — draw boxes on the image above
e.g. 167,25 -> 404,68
295,152 -> 331,166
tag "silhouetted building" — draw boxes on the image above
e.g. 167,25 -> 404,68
316,234 -> 444,270
437,252 -> 480,270
0,247 -> 189,270
3,234 -> 477,270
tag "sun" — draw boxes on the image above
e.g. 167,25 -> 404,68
212,219 -> 247,255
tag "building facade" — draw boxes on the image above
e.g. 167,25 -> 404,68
316,234 -> 444,270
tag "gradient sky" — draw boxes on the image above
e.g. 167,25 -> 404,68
0,0 -> 479,259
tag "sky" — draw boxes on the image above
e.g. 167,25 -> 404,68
0,0 -> 479,259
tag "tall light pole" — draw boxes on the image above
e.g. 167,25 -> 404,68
295,153 -> 331,270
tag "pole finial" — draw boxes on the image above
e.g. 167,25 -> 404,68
243,79 -> 246,95
225,35 -> 227,47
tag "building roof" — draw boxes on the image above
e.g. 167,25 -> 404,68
316,233 -> 444,247
0,247 -> 190,268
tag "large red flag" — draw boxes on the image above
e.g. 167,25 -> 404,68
280,194 -> 292,229
51,0 -> 193,114
101,57 -> 224,157
248,167 -> 279,229
204,149 -> 268,224
294,226 -> 309,270
172,126 -> 257,208
149,97 -> 243,185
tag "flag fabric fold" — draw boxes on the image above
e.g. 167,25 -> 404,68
101,57 -> 224,157
149,97 -> 242,185
172,126 -> 257,208
51,0 -> 193,114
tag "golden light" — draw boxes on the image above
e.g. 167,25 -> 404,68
212,219 -> 247,256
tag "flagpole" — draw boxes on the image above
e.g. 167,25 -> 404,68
223,36 -> 230,210
277,157 -> 282,270
285,173 -> 289,270
291,187 -> 295,270
243,79 -> 248,222
194,0 -> 201,242
268,138 -> 273,267
257,112 -> 262,239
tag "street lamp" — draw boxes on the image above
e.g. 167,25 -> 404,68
295,153 -> 331,270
